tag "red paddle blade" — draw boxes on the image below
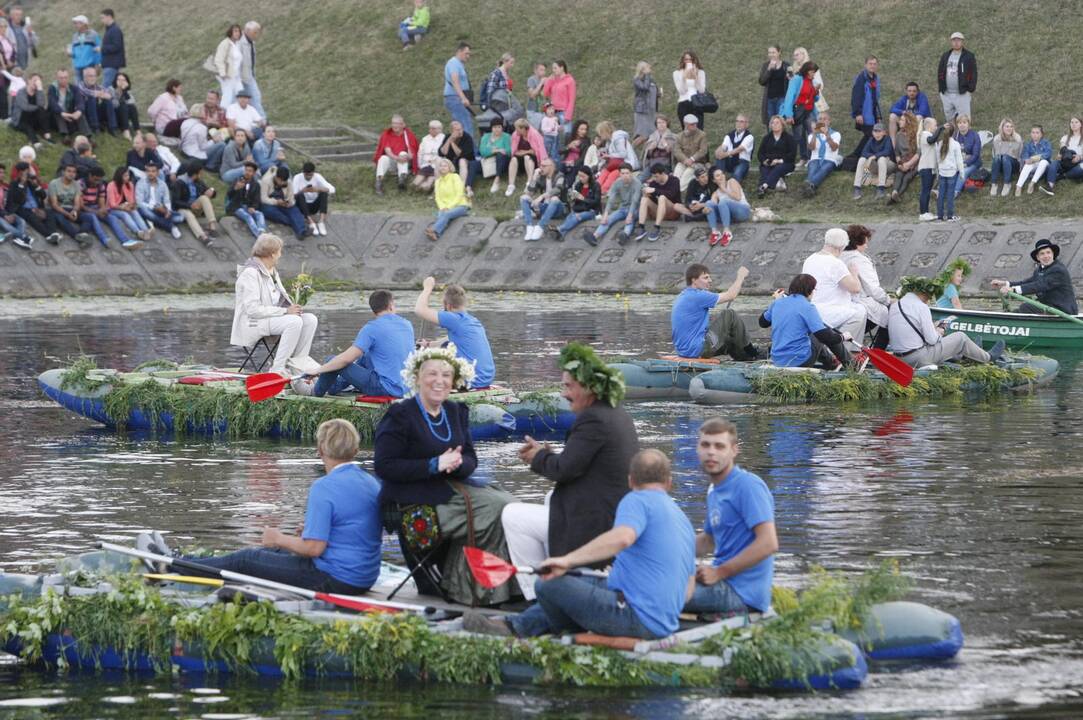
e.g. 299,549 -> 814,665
463,546 -> 517,589
314,592 -> 400,614
245,372 -> 290,402
865,348 -> 915,387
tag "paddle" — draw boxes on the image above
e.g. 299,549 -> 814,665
1005,290 -> 1083,327
861,346 -> 914,387
99,541 -> 426,614
143,573 -> 224,587
245,372 -> 305,402
463,546 -> 603,589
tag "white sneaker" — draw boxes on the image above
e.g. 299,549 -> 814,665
1001,184 -> 1012,197
504,183 -> 516,197
317,221 -> 327,235
988,183 -> 998,196
919,212 -> 936,222
170,226 -> 182,239
777,178 -> 787,191
290,376 -> 316,396
287,356 -> 321,375
490,178 -> 501,194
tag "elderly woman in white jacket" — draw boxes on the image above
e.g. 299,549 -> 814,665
840,224 -> 891,346
230,233 -> 318,376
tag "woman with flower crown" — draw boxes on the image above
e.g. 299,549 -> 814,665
373,343 -> 517,605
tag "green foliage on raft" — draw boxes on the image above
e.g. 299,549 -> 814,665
59,357 -> 111,392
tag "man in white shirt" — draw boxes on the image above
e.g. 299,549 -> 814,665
226,90 -> 265,142
713,114 -> 754,183
800,227 -> 866,342
144,132 -> 180,181
802,111 -> 842,196
291,161 -> 336,236
888,276 -> 1003,368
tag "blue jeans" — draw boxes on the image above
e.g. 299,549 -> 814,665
937,174 -> 957,219
101,67 -> 119,91
543,134 -> 559,161
433,205 -> 469,236
705,199 -> 751,230
1047,160 -> 1083,185
991,156 -> 1019,185
205,142 -> 227,173
110,208 -> 149,234
234,207 -> 267,237
314,352 -> 390,397
188,548 -> 367,594
594,207 -> 631,237
52,209 -> 95,238
759,161 -> 794,188
715,157 -> 750,183
138,207 -> 183,231
0,213 -> 27,238
683,578 -> 751,615
241,79 -> 264,118
221,166 -> 246,184
557,210 -> 595,235
954,161 -> 982,196
398,22 -> 427,45
262,203 -> 307,236
805,159 -> 837,188
765,97 -> 783,122
509,576 -> 662,639
918,169 -> 935,213
463,159 -> 481,188
444,94 -> 474,136
82,95 -> 117,133
521,198 -> 565,227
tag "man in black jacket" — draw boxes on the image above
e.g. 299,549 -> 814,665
992,239 -> 1078,315
937,32 -> 977,123
99,10 -> 125,91
226,161 -> 267,238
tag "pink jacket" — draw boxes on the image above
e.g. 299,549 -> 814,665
146,92 -> 188,134
515,125 -> 549,164
107,181 -> 136,209
542,74 -> 577,118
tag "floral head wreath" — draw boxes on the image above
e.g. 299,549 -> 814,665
400,342 -> 476,397
937,258 -> 972,285
559,341 -> 626,407
898,275 -> 946,299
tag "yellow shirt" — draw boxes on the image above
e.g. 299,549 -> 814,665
434,172 -> 467,211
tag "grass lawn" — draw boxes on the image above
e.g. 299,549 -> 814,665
13,0 -> 1083,223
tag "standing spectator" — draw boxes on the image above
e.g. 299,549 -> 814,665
520,157 -> 565,241
443,43 -> 473,136
225,162 -> 267,238
261,166 -> 308,240
77,67 -> 116,136
508,117 -> 546,197
672,50 -> 706,130
239,21 -> 264,117
632,61 -> 660,147
713,114 -> 754,183
636,163 -> 682,241
539,104 -> 561,163
398,0 -> 430,50
171,161 -> 219,245
849,56 -> 882,158
48,162 -> 94,247
99,9 -> 125,90
888,82 -> 930,142
525,61 -> 548,128
438,120 -> 477,195
780,61 -> 820,167
252,125 -> 288,174
887,111 -> 920,204
705,167 -> 751,247
214,25 -> 243,107
791,47 -> 825,111
413,120 -> 445,192
758,46 -> 789,127
756,116 -> 796,198
590,163 -> 640,246
672,114 -> 708,192
146,79 -> 188,136
952,115 -> 981,198
543,60 -> 577,136
5,5 -> 38,70
988,118 -> 1022,198
0,19 -> 16,117
291,162 -> 335,235
111,72 -> 138,139
11,72 -> 50,145
220,128 -> 255,183
48,69 -> 88,141
479,118 -> 512,194
935,121 -> 963,221
852,123 -> 894,200
937,32 -> 977,122
136,163 -> 183,238
373,114 -> 419,195
1041,117 -> 1083,196
425,158 -> 469,240
66,16 -> 100,83
1015,125 -> 1051,197
916,117 -> 939,221
479,53 -> 514,111
226,90 -> 265,142
557,166 -> 600,241
595,120 -> 638,192
8,162 -> 58,245
802,111 -> 842,196
107,166 -> 153,243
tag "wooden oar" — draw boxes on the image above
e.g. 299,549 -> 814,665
861,347 -> 914,387
143,573 -> 224,587
1005,290 -> 1083,327
463,546 -> 603,589
100,542 -> 427,614
245,372 -> 305,402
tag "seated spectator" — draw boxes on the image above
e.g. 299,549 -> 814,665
199,89 -> 228,134
72,140 -> 103,181
425,158 -> 469,240
673,114 -> 708,191
226,90 -> 265,142
705,167 -> 751,247
852,123 -> 894,200
561,120 -> 591,177
413,119 -> 445,192
145,133 -> 181,180
952,115 -> 981,198
508,117 -> 546,198
171,161 -> 219,245
252,125 -> 288,175
479,118 -> 512,194
106,166 -> 153,243
1016,125 -> 1051,196
226,162 -> 266,238
756,115 -> 796,198
714,114 -> 754,183
1041,117 -> 1083,195
888,82 -> 930,142
373,114 -> 418,195
219,129 -> 255,184
559,166 -> 601,242
291,162 -> 335,236
14,146 -> 40,180
80,165 -> 141,248
641,115 -> 677,177
8,162 -> 59,245
520,157 -> 565,241
679,164 -> 714,222
0,162 -> 31,248
76,67 -> 115,136
580,134 -> 606,175
591,163 -> 640,247
261,165 -> 309,241
47,69 -> 88,141
146,78 -> 188,137
595,120 -> 639,193
111,72 -> 139,139
988,118 -> 1022,198
887,111 -> 919,204
48,162 -> 93,247
398,0 -> 430,50
635,163 -> 682,241
802,111 -> 842,196
438,120 -> 477,196
125,132 -> 163,182
11,72 -> 50,145
136,163 -> 184,238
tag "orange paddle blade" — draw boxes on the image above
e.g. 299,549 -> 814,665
864,348 -> 914,387
315,592 -> 400,614
463,546 -> 518,589
245,372 -> 291,402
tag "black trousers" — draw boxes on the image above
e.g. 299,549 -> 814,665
17,107 -> 49,143
294,192 -> 328,216
677,99 -> 705,131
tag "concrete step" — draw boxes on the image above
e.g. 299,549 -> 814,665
310,150 -> 373,162
275,126 -> 353,140
297,142 -> 374,155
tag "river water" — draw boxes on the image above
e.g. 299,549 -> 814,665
1,291 -> 1081,719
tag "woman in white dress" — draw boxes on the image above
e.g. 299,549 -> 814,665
839,224 -> 890,347
672,50 -> 707,130
214,24 -> 244,107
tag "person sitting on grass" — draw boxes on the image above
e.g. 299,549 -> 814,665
1015,125 -> 1051,197
226,89 -> 265,142
373,114 -> 419,195
852,123 -> 894,200
48,162 -> 94,247
126,132 -> 163,182
758,274 -> 851,368
888,275 -> 1004,368
886,111 -> 919,205
801,111 -> 842,197
887,82 -> 930,142
226,161 -> 267,238
135,162 -> 184,239
260,165 -> 310,241
398,0 -> 430,50
426,158 -> 470,241
414,275 -> 496,389
988,118 -> 1022,198
479,118 -> 512,194
756,115 -> 795,198
252,125 -> 288,175
291,162 -> 336,236
713,114 -> 754,183
520,157 -> 565,242
12,72 -> 52,146
672,262 -> 757,360
935,258 -> 970,309
170,161 -> 219,246
139,419 -> 383,595
414,119 -> 446,192
438,120 -> 478,197
991,238 -> 1078,316
633,163 -> 682,242
679,164 -> 715,223
952,115 -> 982,199
47,69 -> 88,141
592,163 -> 640,247
1041,117 -> 1083,196
704,167 -> 750,247
7,162 -> 59,246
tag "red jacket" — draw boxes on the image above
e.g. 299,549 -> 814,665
373,127 -> 420,173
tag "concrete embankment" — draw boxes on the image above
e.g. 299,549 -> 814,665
0,214 -> 1078,298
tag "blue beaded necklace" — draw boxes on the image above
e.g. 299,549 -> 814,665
415,395 -> 452,442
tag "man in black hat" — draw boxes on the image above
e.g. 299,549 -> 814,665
991,239 -> 1078,315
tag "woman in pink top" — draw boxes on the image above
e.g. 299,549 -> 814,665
107,166 -> 153,241
146,79 -> 189,136
542,60 -> 576,136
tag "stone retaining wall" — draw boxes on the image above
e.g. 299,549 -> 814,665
0,214 -> 1078,298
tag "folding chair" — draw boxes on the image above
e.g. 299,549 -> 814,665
382,503 -> 451,601
237,335 -> 280,373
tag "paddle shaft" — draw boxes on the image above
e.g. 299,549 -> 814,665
1006,290 -> 1083,326
516,566 -> 607,579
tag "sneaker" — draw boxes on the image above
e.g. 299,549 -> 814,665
776,178 -> 787,191
1014,185 -> 1022,197
462,610 -> 513,637
524,225 -> 540,242
46,232 -> 62,245
11,235 -> 32,249
646,227 -> 661,242
207,225 -> 221,239
919,212 -> 936,222
1027,182 -> 1035,195
719,229 -> 733,247
948,215 -> 960,222
794,160 -> 806,170
375,178 -> 385,196
617,229 -> 632,246
1002,184 -> 1012,197
987,339 -> 1006,363
633,225 -> 650,242
198,235 -> 214,247
504,183 -> 516,197
756,184 -> 767,199
135,532 -> 167,573
708,229 -> 722,246
887,191 -> 899,205
122,238 -> 145,250
170,226 -> 182,239
74,232 -> 93,248
1039,182 -> 1055,196
988,183 -> 999,196
490,178 -> 501,194
852,187 -> 863,200
582,228 -> 598,246
317,221 -> 327,235
876,187 -> 886,199
397,174 -> 407,191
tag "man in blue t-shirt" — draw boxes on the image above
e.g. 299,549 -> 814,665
311,289 -> 416,397
464,449 -> 696,640
684,418 -> 778,616
413,275 -> 495,388
671,263 -> 757,360
443,42 -> 474,135
757,273 -> 851,368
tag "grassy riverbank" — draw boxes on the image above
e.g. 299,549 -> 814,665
15,0 -> 1083,222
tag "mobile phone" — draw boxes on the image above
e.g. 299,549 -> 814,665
936,315 -> 957,327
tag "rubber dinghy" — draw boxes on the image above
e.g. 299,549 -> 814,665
0,551 -> 963,691
37,362 -> 573,442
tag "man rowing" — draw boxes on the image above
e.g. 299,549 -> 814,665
671,262 -> 759,361
991,238 -> 1078,316
413,276 -> 496,388
465,448 -> 695,639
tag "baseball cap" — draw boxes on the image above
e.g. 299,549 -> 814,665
950,31 -> 965,40
683,113 -> 699,125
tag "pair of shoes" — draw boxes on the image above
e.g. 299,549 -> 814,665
987,339 -> 1007,363
852,187 -> 863,200
632,225 -> 649,242
708,229 -> 721,246
646,226 -> 661,242
1039,182 -> 1055,196
198,235 -> 214,246
122,238 -> 144,250
46,232 -> 62,245
918,212 -> 936,222
462,610 -> 514,637
581,228 -> 598,246
74,232 -> 93,248
11,235 -> 32,249
617,229 -> 632,246
424,226 -> 438,241
523,224 -> 541,241
504,183 -> 516,197
317,221 -> 328,235
169,226 -> 182,239
719,229 -> 733,247
207,225 -> 220,239
887,191 -> 899,205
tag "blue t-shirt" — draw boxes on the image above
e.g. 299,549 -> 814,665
303,463 -> 384,589
443,56 -> 469,96
704,465 -> 775,612
671,287 -> 720,358
438,310 -> 495,388
935,283 -> 959,309
608,489 -> 696,637
353,313 -> 415,396
763,294 -> 827,367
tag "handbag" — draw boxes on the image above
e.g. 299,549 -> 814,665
481,155 -> 498,178
201,53 -> 217,75
690,91 -> 719,114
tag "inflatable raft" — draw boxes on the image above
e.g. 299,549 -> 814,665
38,364 -> 573,442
